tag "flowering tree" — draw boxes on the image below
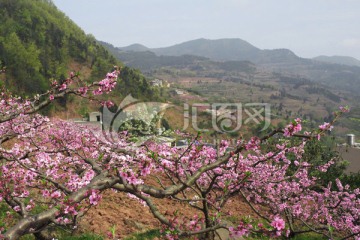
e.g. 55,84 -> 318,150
0,67 -> 358,240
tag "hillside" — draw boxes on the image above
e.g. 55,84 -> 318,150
102,39 -> 360,136
119,38 -> 304,65
152,38 -> 260,61
0,0 -> 160,108
313,55 -> 360,67
0,0 -> 117,94
101,41 -> 256,74
114,38 -> 360,94
120,43 -> 150,52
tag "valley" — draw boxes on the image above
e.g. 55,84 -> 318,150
102,39 -> 360,139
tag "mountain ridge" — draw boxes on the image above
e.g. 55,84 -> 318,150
120,43 -> 150,52
119,38 -> 360,67
119,38 -> 304,65
313,55 -> 360,67
104,38 -> 360,94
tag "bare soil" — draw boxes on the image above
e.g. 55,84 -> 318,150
77,190 -> 255,239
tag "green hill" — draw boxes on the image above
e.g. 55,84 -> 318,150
116,38 -> 360,94
101,41 -> 257,74
119,38 -> 304,65
0,0 -> 116,94
120,43 -> 150,52
0,0 -> 159,103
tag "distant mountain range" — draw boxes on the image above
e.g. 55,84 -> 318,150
101,38 -> 360,94
312,55 -> 360,67
118,38 -> 360,67
119,38 -> 304,65
100,41 -> 256,73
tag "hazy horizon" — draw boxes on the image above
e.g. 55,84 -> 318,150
52,0 -> 360,60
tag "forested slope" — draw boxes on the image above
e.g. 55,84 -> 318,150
0,0 -> 159,102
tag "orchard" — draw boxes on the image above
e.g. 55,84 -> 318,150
0,68 -> 358,240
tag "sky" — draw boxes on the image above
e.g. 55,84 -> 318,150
52,0 -> 360,59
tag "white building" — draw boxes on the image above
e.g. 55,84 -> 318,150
89,112 -> 101,122
150,79 -> 163,87
172,89 -> 185,95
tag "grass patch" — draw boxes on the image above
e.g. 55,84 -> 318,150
124,229 -> 161,240
60,233 -> 104,240
349,117 -> 360,122
291,232 -> 327,240
19,233 -> 103,240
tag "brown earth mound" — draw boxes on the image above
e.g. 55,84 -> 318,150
77,190 -> 255,239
